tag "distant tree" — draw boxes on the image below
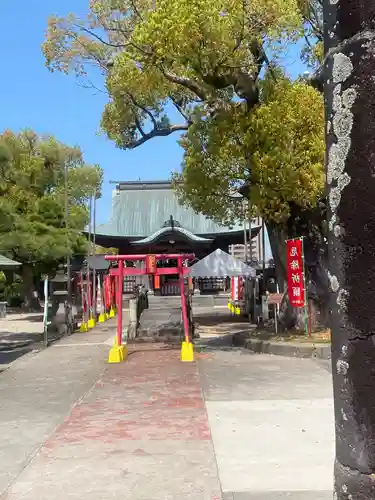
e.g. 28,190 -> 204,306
94,245 -> 118,255
0,130 -> 102,310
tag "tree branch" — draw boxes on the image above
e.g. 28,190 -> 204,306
128,123 -> 190,148
72,23 -> 128,48
169,96 -> 192,123
160,67 -> 208,100
133,115 -> 146,137
77,78 -> 109,96
216,0 -> 246,67
69,32 -> 109,72
125,92 -> 158,127
129,0 -> 143,20
299,0 -> 323,40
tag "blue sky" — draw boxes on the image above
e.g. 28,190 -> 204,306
0,1 -> 305,227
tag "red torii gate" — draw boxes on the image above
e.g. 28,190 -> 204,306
105,253 -> 195,363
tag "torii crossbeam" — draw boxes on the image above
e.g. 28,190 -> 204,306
105,253 -> 194,363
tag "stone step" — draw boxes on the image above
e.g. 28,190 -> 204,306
192,296 -> 227,308
138,294 -> 184,342
147,297 -> 182,310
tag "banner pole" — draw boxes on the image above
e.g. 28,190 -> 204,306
301,236 -> 309,338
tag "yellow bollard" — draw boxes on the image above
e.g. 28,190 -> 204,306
87,316 -> 96,329
80,322 -> 88,332
108,335 -> 128,363
180,341 -> 194,362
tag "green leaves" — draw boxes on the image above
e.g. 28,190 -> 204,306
43,0 -> 304,149
0,130 -> 102,268
176,77 -> 324,225
43,1 -> 324,230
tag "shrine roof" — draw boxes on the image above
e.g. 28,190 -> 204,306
132,225 -> 213,245
95,181 -> 244,238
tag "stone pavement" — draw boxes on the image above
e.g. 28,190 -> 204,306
198,345 -> 334,499
0,313 -> 44,370
138,295 -> 183,340
0,310 -> 334,499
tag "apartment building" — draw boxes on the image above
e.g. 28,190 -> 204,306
229,217 -> 265,264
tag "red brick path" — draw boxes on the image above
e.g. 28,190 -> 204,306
4,342 -> 222,499
46,344 -> 211,447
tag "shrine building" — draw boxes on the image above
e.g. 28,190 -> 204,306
94,180 -> 261,295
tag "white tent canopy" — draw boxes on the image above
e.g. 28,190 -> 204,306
187,249 -> 256,278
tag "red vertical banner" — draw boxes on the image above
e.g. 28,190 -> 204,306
286,238 -> 305,308
80,272 -> 87,313
231,277 -> 240,301
110,275 -> 116,307
104,275 -> 111,310
154,275 -> 160,289
145,254 -> 157,274
87,271 -> 92,310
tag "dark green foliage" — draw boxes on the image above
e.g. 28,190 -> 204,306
0,129 -> 102,300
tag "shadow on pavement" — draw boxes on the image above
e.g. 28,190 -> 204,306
6,314 -> 44,322
193,313 -> 250,327
195,333 -> 252,353
0,332 -> 42,342
0,346 -> 33,368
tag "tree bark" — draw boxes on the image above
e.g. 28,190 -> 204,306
266,221 -> 287,293
324,1 -> 375,498
21,264 -> 42,312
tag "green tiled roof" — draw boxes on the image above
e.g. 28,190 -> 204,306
96,181 -> 243,237
0,254 -> 21,268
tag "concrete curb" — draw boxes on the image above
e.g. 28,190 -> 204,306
232,332 -> 331,360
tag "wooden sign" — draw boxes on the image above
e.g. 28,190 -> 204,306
267,293 -> 284,305
145,254 -> 157,274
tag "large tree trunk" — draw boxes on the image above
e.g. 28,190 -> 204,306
3,270 -> 14,284
21,264 -> 42,312
324,1 -> 375,498
266,201 -> 329,331
266,220 -> 287,293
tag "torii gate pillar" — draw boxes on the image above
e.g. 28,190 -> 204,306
105,253 -> 195,363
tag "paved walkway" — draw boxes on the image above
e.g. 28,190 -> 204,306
0,312 -> 334,499
0,312 -> 45,370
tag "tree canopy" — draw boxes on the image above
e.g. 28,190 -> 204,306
43,0 -> 324,230
174,75 -> 324,226
0,130 -> 102,280
44,0 -> 303,145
